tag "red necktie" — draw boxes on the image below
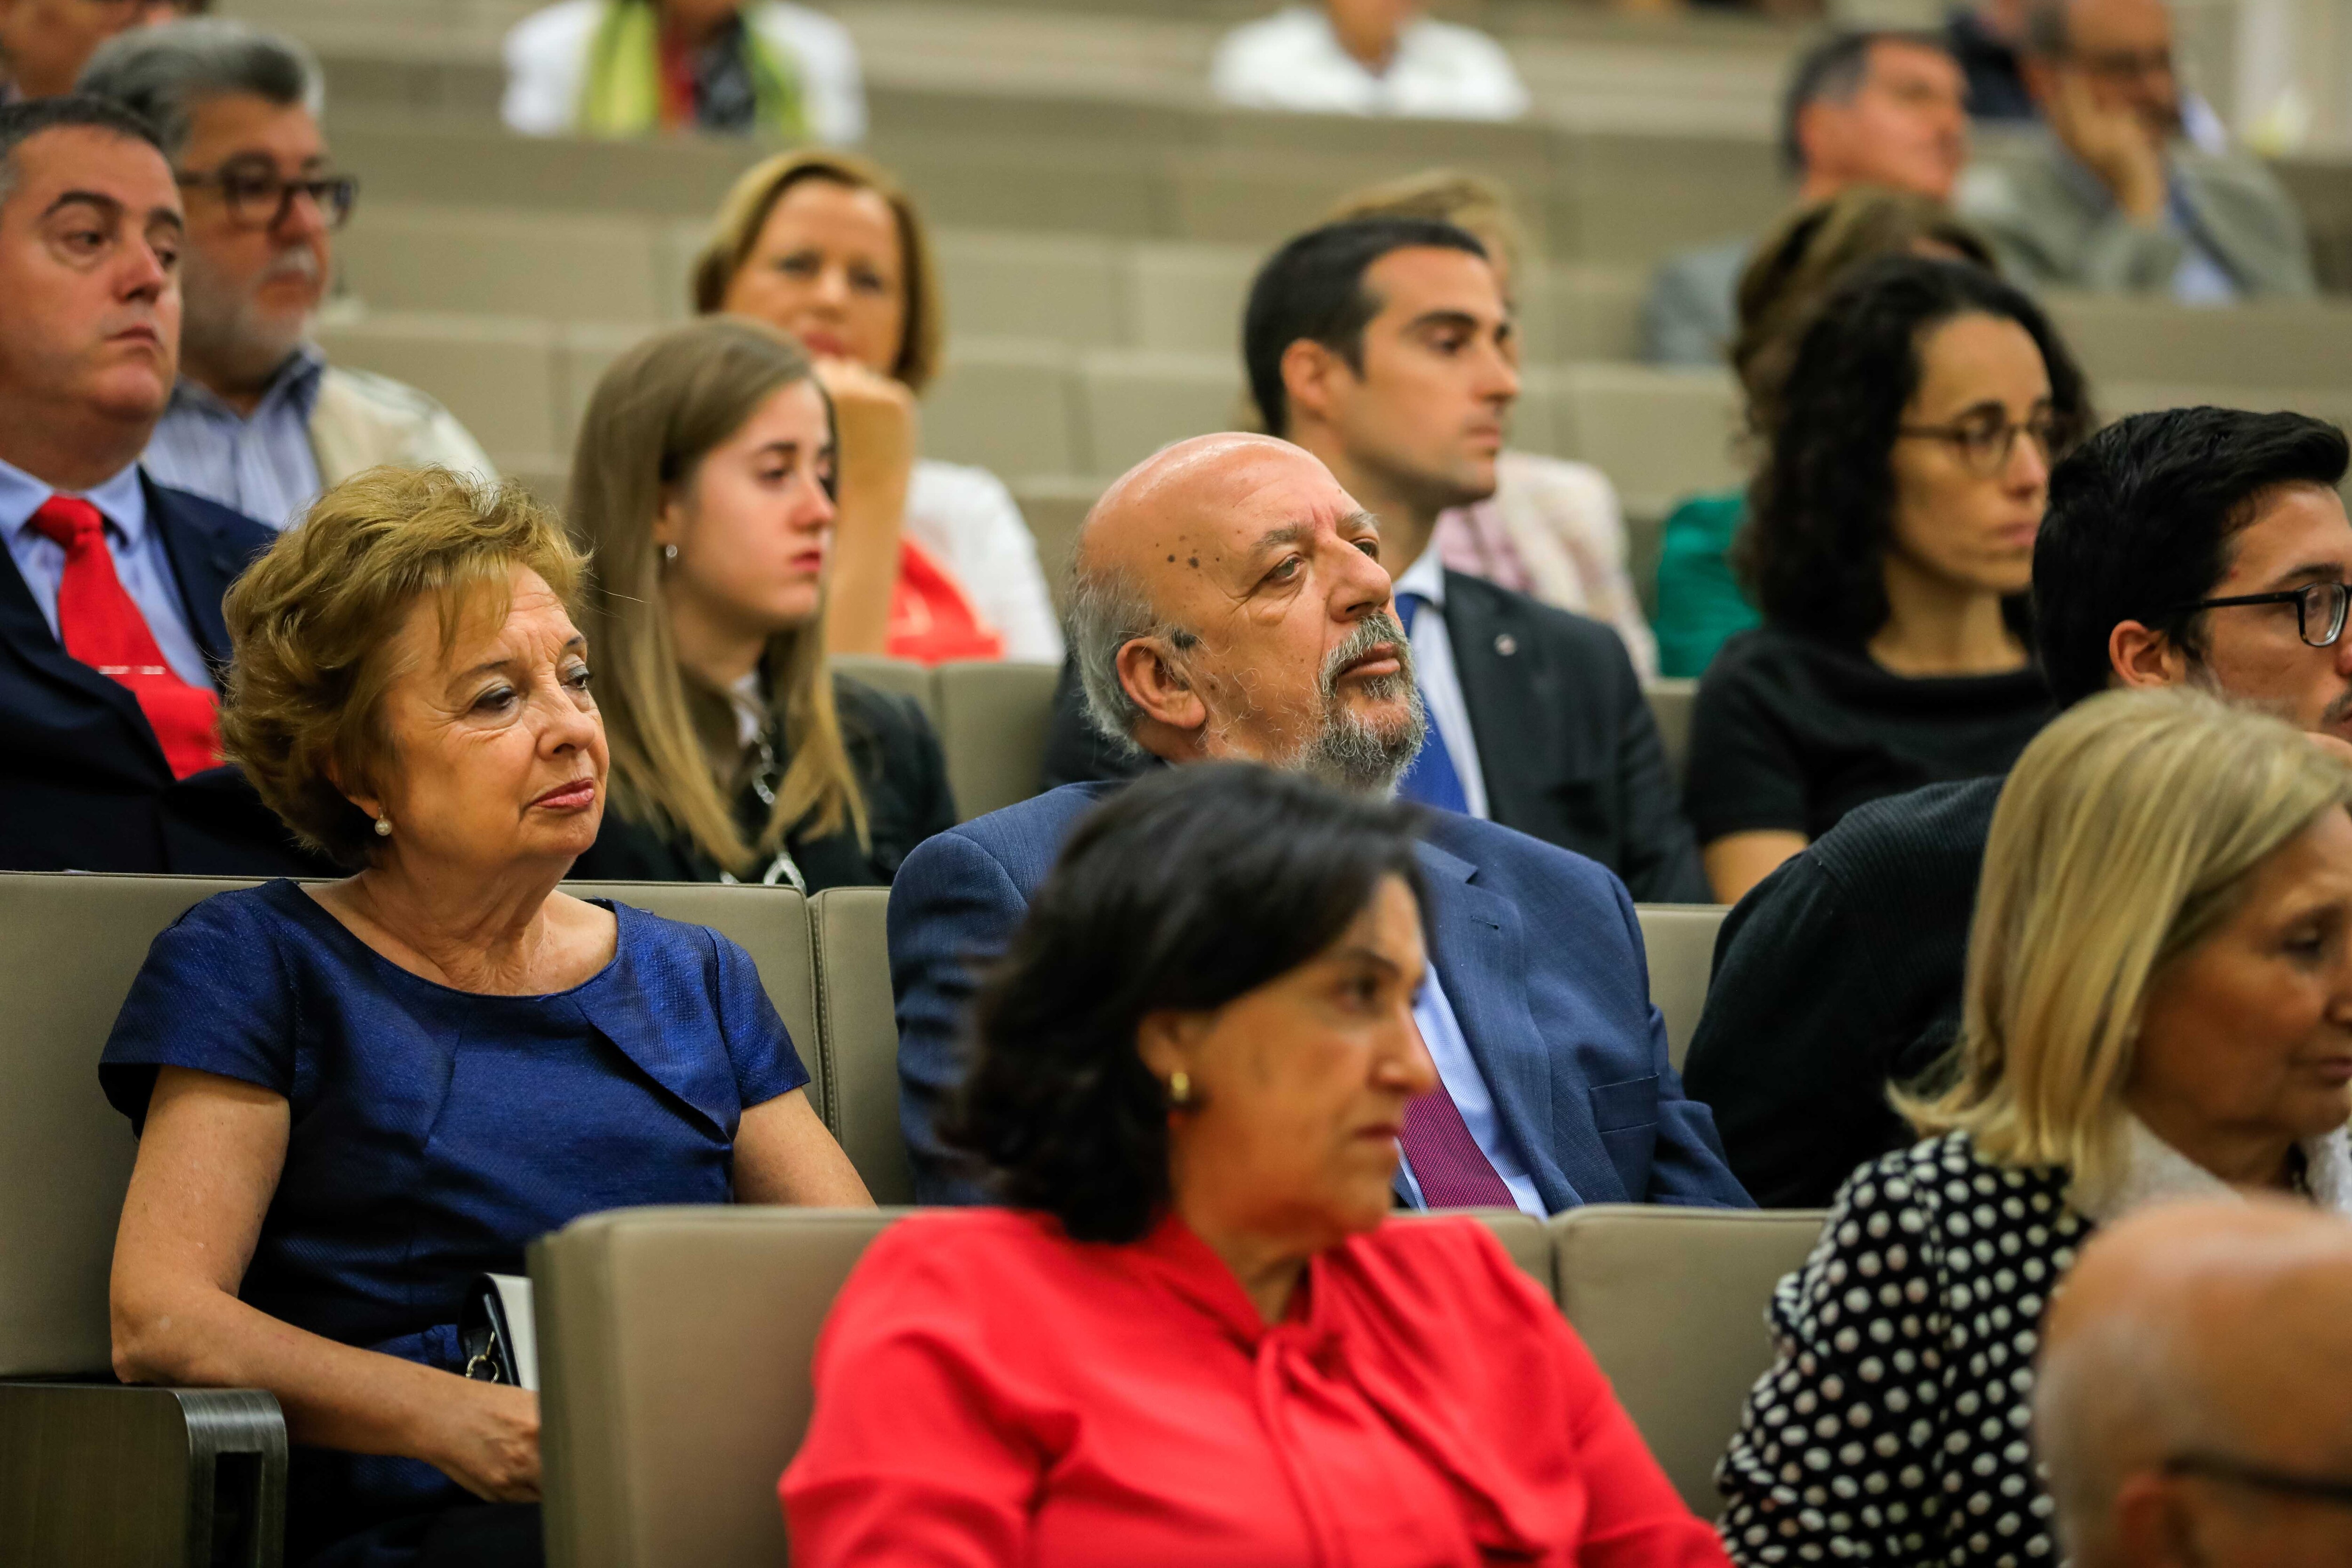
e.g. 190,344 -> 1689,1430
28,495 -> 221,780
1401,1086 -> 1517,1209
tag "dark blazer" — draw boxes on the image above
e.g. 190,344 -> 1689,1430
572,675 -> 958,891
890,780 -> 1751,1211
1041,570 -> 1708,904
0,477 -> 325,876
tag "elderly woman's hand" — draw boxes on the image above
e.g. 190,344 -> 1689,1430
424,1381 -> 543,1503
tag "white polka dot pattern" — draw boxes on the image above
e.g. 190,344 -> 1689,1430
1715,1131 -> 2088,1566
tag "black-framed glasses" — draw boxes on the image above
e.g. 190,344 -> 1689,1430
2164,1452 -> 2352,1507
1896,412 -> 2060,475
2176,581 -> 2352,649
176,168 -> 358,232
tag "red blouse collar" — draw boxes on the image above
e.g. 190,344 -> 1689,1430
1114,1210 -> 1339,1356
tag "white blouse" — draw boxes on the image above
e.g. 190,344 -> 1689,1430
1209,6 -> 1529,121
904,459 -> 1065,665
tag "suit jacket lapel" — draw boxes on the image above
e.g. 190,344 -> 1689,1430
1416,837 -> 1619,1210
1441,572 -> 1540,822
145,476 -> 242,671
0,520 -> 164,776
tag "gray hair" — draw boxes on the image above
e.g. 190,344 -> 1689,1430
77,19 -> 323,159
1066,553 -> 1195,759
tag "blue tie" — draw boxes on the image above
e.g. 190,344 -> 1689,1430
1392,591 -> 1468,814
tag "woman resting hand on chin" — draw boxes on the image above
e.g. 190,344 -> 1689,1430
783,763 -> 1732,1567
101,469 -> 870,1568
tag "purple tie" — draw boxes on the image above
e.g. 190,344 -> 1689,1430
1401,1088 -> 1516,1209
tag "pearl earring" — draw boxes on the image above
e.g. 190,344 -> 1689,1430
1168,1070 -> 1193,1108
374,814 -> 392,837
662,543 -> 678,563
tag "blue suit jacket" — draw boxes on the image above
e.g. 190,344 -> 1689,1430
0,476 -> 324,875
890,781 -> 1752,1211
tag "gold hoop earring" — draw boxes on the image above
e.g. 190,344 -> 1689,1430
1168,1070 -> 1193,1109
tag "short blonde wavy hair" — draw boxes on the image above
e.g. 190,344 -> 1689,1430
220,467 -> 586,867
1903,686 -> 2352,1198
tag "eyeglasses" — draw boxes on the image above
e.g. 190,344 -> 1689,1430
2176,581 -> 2352,649
1896,412 -> 2061,475
2164,1452 -> 2352,1508
175,168 -> 358,232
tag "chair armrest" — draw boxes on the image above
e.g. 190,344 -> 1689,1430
0,1381 -> 286,1567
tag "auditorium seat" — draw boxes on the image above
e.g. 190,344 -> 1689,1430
1549,1204 -> 1827,1513
937,231 -> 1126,350
1632,902 -> 1725,1070
337,204 -> 676,322
0,872 -> 827,1565
829,654 -> 938,725
313,310 -> 564,468
530,1204 -> 1557,1568
0,872 -> 288,1568
935,660 -> 1063,820
1008,475 -> 1099,608
806,888 -> 914,1204
1075,349 -> 1241,475
1643,677 -> 1697,788
1553,363 -> 1743,519
922,338 -> 1081,477
1129,242 -> 1259,353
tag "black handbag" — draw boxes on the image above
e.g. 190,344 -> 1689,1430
457,1272 -> 539,1392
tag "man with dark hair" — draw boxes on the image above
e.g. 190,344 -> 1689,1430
1684,405 -> 2352,1206
1956,0 -> 2313,299
1048,216 -> 1707,903
0,95 -> 310,873
79,19 -> 493,529
1644,29 -> 1969,365
896,430 -> 1750,1213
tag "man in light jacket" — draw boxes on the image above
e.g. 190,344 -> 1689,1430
80,20 -> 496,530
1956,0 -> 2314,299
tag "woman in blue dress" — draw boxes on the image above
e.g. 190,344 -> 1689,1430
101,465 -> 873,1567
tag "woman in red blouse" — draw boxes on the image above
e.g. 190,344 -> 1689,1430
781,764 -> 1731,1566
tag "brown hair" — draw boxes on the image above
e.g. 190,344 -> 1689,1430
220,467 -> 586,867
691,148 -> 945,394
569,316 -> 867,874
1325,168 -> 1532,288
1732,184 -> 1996,434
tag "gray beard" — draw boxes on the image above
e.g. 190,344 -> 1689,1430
1279,610 -> 1427,797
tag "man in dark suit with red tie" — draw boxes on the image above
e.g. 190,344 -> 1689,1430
0,96 -> 316,874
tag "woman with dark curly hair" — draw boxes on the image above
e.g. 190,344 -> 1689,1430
1687,255 -> 2088,903
782,764 -> 1731,1567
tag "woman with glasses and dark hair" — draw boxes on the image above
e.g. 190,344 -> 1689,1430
1687,255 -> 2090,903
783,764 -> 1731,1567
82,18 -> 499,531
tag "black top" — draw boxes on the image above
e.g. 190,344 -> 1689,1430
1041,570 -> 1710,904
1946,7 -> 2038,122
572,675 -> 956,891
1682,774 -> 2000,1207
1685,626 -> 2048,845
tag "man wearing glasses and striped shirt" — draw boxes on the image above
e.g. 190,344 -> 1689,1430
79,18 -> 494,531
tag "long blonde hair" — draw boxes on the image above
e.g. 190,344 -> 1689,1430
570,316 -> 867,873
1903,687 -> 2352,1197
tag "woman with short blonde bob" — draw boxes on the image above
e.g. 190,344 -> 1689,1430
693,147 -> 1063,664
567,317 -> 955,889
1719,686 -> 2352,1568
102,468 -> 871,1568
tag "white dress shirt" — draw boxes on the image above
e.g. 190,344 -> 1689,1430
1210,5 -> 1529,121
1393,540 -> 1489,820
501,0 -> 867,143
1396,964 -> 1546,1218
904,459 -> 1065,664
0,457 -> 215,690
142,346 -> 325,532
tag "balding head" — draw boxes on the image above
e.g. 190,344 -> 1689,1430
2036,1198 -> 2352,1567
1068,433 -> 1424,792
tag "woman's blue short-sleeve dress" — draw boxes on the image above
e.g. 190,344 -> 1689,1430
99,880 -> 810,1567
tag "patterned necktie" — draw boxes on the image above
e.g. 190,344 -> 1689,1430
28,495 -> 220,780
1391,590 -> 1468,814
1401,1084 -> 1517,1210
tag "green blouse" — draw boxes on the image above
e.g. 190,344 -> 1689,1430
1652,487 -> 1760,678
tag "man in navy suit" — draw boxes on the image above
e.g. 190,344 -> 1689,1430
892,431 -> 1750,1211
0,96 -> 315,874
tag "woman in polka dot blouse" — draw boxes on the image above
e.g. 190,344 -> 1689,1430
1717,689 -> 2352,1567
